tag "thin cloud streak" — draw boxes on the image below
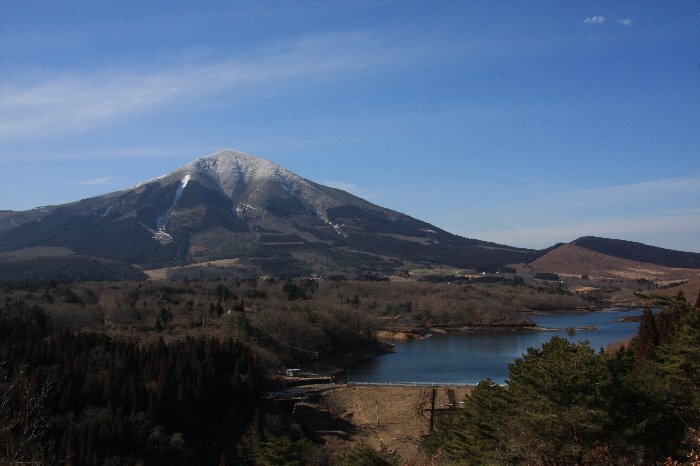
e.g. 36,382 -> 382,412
78,176 -> 115,185
0,146 -> 201,163
472,211 -> 700,251
446,176 -> 700,251
485,176 -> 700,211
0,30 -> 462,140
583,16 -> 606,25
573,176 -> 700,200
323,180 -> 378,200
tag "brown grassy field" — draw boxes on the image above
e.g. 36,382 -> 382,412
531,244 -> 700,283
659,276 -> 700,302
295,384 -> 471,463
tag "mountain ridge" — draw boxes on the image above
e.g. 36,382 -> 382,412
529,237 -> 700,286
571,236 -> 700,269
0,150 -> 538,277
1,151 -> 696,280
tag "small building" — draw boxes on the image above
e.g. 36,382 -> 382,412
285,368 -> 302,377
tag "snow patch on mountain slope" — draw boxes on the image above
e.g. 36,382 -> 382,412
174,174 -> 190,204
235,203 -> 261,216
130,173 -> 167,190
138,221 -> 173,243
183,150 -> 345,215
125,150 -> 372,236
325,220 -> 348,237
184,150 -> 302,199
153,230 -> 173,241
156,174 -> 190,231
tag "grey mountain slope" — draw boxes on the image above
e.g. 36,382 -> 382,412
0,150 -> 538,276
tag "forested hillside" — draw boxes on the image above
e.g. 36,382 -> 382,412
426,291 -> 700,465
0,301 -> 261,465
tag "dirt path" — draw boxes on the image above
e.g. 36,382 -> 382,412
295,384 -> 471,463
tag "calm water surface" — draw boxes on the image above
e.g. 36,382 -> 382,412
350,309 -> 642,385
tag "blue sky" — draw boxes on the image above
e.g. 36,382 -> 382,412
1,1 -> 699,252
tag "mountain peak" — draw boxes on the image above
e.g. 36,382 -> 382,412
179,149 -> 302,200
187,149 -> 287,177
189,149 -> 278,172
0,148 -> 539,277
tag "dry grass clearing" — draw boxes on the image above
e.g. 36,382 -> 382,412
143,258 -> 247,279
532,244 -> 700,283
297,385 -> 471,463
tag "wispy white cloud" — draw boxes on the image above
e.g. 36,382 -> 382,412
449,175 -> 700,250
322,180 -> 377,200
481,176 -> 700,212
617,18 -> 634,27
583,16 -> 606,25
323,181 -> 361,193
471,210 -> 700,251
78,176 -> 115,185
571,176 -> 700,201
0,146 -> 200,163
0,30 -> 460,140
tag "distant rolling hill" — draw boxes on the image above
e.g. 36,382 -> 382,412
531,241 -> 700,285
0,247 -> 146,282
572,236 -> 700,269
0,150 -> 539,279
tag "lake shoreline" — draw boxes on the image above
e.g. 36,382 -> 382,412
377,305 -> 642,341
351,308 -> 644,384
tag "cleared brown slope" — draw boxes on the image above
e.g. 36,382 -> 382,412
658,276 -> 700,299
531,244 -> 700,284
572,236 -> 700,269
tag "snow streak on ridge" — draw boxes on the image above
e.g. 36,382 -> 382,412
156,174 -> 190,233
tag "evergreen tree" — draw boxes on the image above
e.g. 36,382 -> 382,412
334,444 -> 399,466
636,307 -> 659,361
429,338 -> 613,464
429,292 -> 700,464
254,435 -> 312,466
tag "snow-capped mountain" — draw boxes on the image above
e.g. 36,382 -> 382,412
0,150 -> 537,277
138,150 -> 388,241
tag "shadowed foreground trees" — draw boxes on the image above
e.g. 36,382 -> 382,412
427,294 -> 700,465
0,301 -> 262,465
427,338 -> 618,464
0,362 -> 53,465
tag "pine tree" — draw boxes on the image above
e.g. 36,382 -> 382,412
636,307 -> 659,361
254,435 -> 311,466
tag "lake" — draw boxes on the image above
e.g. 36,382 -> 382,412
350,309 -> 642,385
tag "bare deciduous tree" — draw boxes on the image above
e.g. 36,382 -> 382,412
0,361 -> 53,465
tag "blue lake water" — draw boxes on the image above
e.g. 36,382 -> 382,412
350,309 -> 642,385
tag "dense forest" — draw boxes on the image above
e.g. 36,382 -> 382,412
0,300 -> 262,465
2,279 -> 696,464
0,277 -> 590,371
426,291 -> 700,465
0,256 -> 147,282
0,293 -> 401,465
